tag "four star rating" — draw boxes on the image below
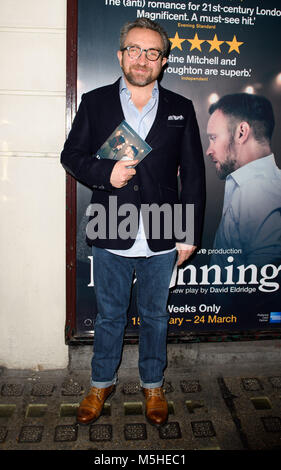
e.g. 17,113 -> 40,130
169,32 -> 244,54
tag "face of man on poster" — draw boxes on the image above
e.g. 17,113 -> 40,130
206,109 -> 240,179
206,98 -> 273,180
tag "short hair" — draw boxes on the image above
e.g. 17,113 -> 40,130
120,18 -> 170,58
209,93 -> 275,143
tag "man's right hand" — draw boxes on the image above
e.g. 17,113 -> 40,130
110,160 -> 138,188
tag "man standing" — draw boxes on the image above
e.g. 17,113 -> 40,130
61,18 -> 205,427
206,93 -> 281,271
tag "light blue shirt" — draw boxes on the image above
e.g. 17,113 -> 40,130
211,154 -> 281,270
107,77 -> 175,257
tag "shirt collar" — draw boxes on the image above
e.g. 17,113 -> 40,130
227,154 -> 276,186
119,75 -> 159,98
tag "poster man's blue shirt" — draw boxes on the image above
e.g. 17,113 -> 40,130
211,154 -> 281,271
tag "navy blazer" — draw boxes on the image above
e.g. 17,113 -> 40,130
61,78 -> 206,252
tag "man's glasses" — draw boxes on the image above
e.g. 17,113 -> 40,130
121,46 -> 163,61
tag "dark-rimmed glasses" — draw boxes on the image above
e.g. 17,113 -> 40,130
121,46 -> 163,61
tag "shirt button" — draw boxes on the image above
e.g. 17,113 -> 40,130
133,185 -> 139,191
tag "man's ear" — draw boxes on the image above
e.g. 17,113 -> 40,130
237,121 -> 250,143
117,50 -> 122,67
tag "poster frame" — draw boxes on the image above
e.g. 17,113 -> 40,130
64,0 -> 281,345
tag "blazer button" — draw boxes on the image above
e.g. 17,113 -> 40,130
133,185 -> 139,191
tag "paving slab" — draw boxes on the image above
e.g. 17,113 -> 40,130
0,356 -> 280,454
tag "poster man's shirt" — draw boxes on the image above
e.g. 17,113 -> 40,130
211,154 -> 281,272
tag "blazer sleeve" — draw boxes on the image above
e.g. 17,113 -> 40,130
179,102 -> 206,247
60,94 -> 116,191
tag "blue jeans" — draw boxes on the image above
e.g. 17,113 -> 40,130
91,246 -> 177,389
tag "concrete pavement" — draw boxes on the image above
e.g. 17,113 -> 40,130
0,340 -> 281,455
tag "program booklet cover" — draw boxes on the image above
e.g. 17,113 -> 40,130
94,120 -> 152,166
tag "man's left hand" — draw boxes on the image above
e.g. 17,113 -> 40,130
176,243 -> 197,266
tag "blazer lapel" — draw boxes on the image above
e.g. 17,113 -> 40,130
108,79 -> 169,145
108,78 -> 125,128
145,84 -> 169,145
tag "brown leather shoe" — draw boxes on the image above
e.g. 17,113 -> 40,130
76,385 -> 115,425
143,386 -> 168,427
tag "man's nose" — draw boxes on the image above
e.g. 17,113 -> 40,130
137,50 -> 149,64
206,143 -> 212,156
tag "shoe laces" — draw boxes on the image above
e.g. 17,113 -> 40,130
90,387 -> 104,401
145,387 -> 164,398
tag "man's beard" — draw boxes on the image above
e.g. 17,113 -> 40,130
122,64 -> 156,87
217,139 -> 238,180
217,155 -> 237,180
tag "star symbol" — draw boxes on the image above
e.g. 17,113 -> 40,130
226,35 -> 244,53
187,33 -> 205,52
169,32 -> 186,51
207,34 -> 224,53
